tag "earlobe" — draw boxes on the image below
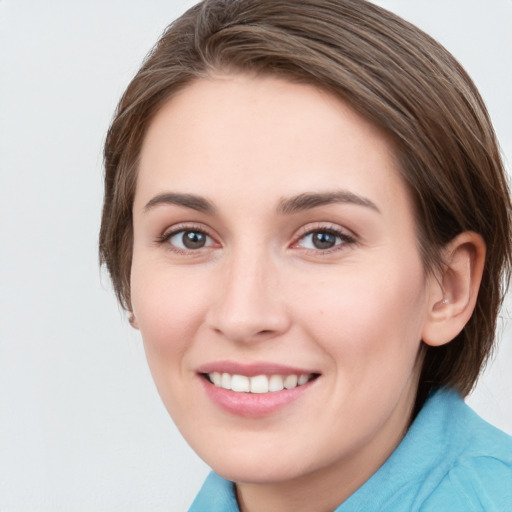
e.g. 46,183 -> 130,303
129,312 -> 140,330
422,232 -> 486,347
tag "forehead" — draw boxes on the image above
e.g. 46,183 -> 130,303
135,74 -> 410,220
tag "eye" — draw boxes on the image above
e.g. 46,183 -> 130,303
295,227 -> 355,252
161,228 -> 215,251
301,231 -> 338,250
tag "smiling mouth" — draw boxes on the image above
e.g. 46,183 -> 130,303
203,372 -> 319,394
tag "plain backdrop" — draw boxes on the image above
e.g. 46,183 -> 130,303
0,1 -> 511,510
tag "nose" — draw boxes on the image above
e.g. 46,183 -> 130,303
205,248 -> 291,344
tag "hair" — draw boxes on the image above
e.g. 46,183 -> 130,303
100,0 -> 511,406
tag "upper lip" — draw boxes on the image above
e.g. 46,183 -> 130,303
196,360 -> 319,377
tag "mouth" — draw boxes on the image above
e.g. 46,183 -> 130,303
202,371 -> 319,394
196,361 -> 321,417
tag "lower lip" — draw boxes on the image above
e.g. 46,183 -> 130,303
199,375 -> 317,418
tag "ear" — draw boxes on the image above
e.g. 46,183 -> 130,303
128,312 -> 140,330
422,232 -> 486,347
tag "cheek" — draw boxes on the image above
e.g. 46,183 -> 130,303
130,263 -> 208,367
130,264 -> 215,423
295,262 -> 427,377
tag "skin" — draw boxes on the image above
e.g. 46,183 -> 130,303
130,74 -> 484,512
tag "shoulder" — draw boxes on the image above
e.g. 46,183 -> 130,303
339,388 -> 512,512
419,390 -> 512,511
420,454 -> 512,511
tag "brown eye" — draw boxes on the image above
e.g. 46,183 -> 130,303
182,231 -> 207,249
296,228 -> 355,252
166,229 -> 213,250
311,231 -> 337,249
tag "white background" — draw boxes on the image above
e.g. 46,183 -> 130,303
0,1 -> 511,510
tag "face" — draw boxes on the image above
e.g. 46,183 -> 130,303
131,75 -> 434,492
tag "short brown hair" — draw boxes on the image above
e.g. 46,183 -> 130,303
100,0 -> 511,402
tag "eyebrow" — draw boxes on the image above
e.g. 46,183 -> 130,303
144,192 -> 216,214
143,190 -> 379,216
277,190 -> 380,215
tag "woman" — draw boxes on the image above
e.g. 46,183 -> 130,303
99,0 -> 512,510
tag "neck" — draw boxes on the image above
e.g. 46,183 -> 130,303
235,380 -> 418,512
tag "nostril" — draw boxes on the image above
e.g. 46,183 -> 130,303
205,295 -> 292,342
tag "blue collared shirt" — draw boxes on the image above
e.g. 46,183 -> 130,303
189,388 -> 512,511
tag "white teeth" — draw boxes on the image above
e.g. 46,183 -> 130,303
298,374 -> 309,386
268,375 -> 284,392
284,374 -> 298,389
208,372 -> 315,393
231,374 -> 250,392
250,375 -> 269,394
211,372 -> 222,387
221,372 -> 231,390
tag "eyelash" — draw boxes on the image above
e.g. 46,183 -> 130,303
156,224 -> 217,255
155,223 -> 357,255
291,224 -> 357,254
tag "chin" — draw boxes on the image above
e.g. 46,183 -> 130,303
194,439 -> 315,485
211,459 -> 308,485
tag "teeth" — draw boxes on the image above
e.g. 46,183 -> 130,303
208,372 -> 314,393
211,372 -> 222,387
221,372 -> 231,390
284,374 -> 298,389
298,374 -> 309,386
231,374 -> 250,392
250,375 -> 269,394
268,375 -> 284,392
